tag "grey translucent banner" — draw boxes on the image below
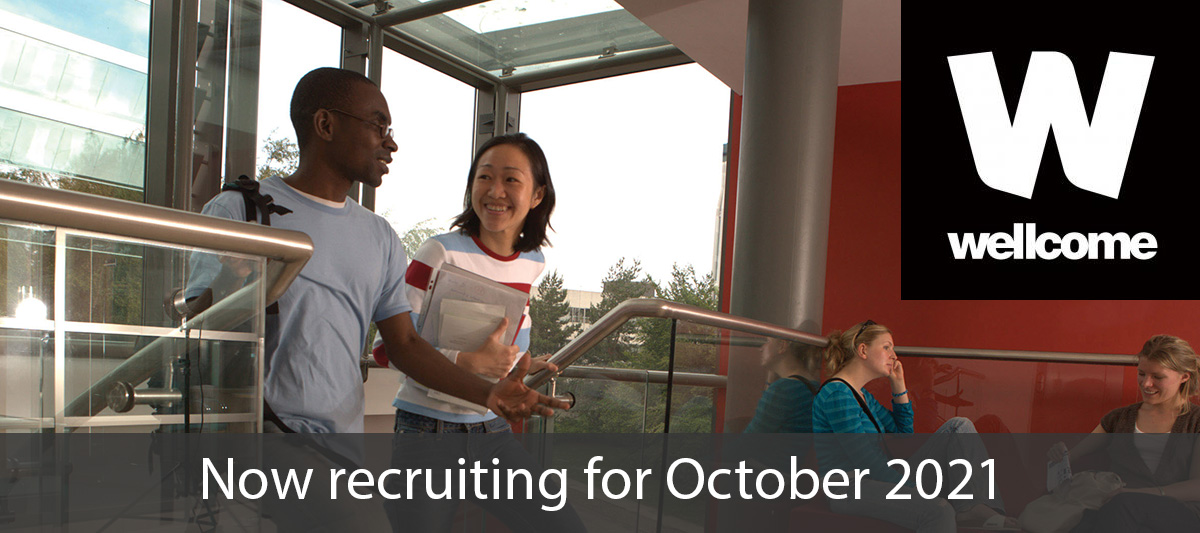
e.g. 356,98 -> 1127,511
2,433 -> 1196,532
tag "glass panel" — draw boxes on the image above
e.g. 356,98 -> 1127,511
2,210 -> 269,434
380,0 -> 670,78
62,233 -> 265,333
58,234 -> 266,428
0,0 -> 149,197
63,235 -> 149,326
64,333 -> 260,423
375,47 -> 476,251
666,384 -> 716,433
64,332 -> 146,417
870,355 -> 1129,434
0,221 -> 54,320
0,329 -> 51,432
552,374 -> 649,434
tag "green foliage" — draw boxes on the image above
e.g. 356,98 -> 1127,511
664,264 -> 718,310
554,379 -> 648,434
579,258 -> 655,369
399,218 -> 441,259
529,270 -> 579,357
256,131 -> 300,180
0,165 -> 56,187
556,260 -> 720,434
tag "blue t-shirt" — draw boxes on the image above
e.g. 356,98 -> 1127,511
189,176 -> 411,432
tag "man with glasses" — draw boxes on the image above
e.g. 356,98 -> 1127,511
191,67 -> 565,434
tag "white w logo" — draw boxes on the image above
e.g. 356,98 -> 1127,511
947,52 -> 1154,199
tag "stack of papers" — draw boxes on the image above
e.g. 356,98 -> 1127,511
415,264 -> 529,413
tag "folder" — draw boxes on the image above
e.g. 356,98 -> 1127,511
414,263 -> 529,413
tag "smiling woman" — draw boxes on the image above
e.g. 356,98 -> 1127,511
1045,335 -> 1200,532
371,133 -> 582,531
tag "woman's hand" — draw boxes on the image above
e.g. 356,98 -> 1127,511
458,319 -> 520,380
888,359 -> 907,392
528,354 -> 558,375
1047,441 -> 1069,463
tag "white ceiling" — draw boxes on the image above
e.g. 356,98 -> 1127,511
617,0 -> 901,94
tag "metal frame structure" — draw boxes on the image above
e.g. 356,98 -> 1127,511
137,0 -> 695,211
298,0 -> 691,156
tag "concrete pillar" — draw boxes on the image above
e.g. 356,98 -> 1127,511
726,0 -> 842,428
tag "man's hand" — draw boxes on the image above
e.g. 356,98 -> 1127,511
486,352 -> 570,422
458,318 -> 521,379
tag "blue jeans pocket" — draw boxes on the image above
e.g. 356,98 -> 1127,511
484,418 -> 512,433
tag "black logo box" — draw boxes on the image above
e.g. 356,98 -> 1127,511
901,5 -> 1194,299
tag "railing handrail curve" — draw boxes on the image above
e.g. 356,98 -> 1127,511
526,298 -> 1138,389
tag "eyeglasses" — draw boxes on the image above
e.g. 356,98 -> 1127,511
326,108 -> 393,139
852,319 -> 877,347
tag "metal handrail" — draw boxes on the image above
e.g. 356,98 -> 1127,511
559,366 -> 727,388
526,298 -> 1138,389
527,298 -> 826,389
0,178 -> 313,303
896,345 -> 1136,365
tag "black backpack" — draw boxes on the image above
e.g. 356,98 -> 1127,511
221,175 -> 293,226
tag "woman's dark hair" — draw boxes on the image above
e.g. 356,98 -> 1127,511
451,133 -> 556,253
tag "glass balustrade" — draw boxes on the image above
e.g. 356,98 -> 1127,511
1,218 -> 267,433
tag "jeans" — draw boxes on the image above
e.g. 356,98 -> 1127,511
393,409 -> 513,434
827,417 -> 1006,533
385,409 -> 586,533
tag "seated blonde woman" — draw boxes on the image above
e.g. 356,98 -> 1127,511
1048,334 -> 1200,532
812,320 -> 1016,532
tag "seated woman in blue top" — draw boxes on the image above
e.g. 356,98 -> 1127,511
813,320 -> 1016,532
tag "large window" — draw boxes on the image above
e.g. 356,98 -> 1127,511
520,64 -> 731,294
374,48 -> 477,254
251,0 -> 341,182
0,0 -> 150,201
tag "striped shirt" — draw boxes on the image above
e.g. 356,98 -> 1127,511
743,376 -> 817,433
382,231 -> 544,423
813,380 -> 913,483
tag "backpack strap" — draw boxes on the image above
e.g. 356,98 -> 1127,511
262,400 -> 295,433
220,175 -> 291,315
820,377 -> 883,433
221,175 -> 293,226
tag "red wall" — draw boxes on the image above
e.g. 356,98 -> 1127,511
733,81 -> 1200,432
